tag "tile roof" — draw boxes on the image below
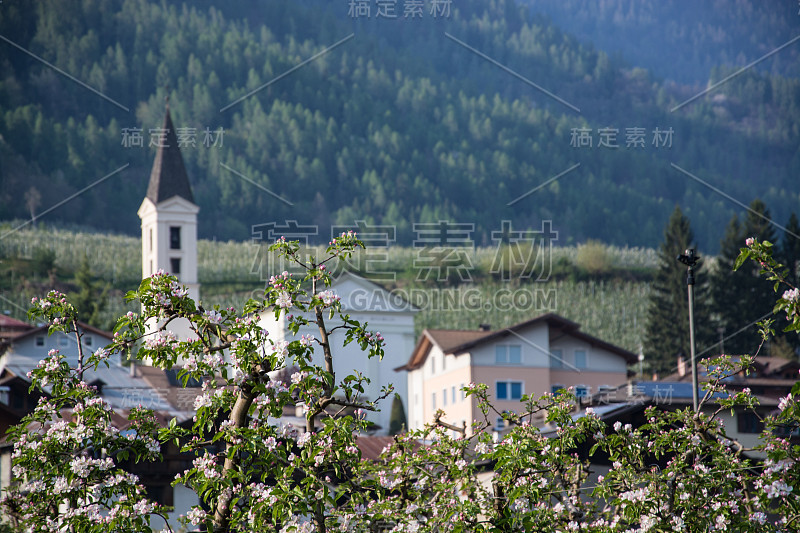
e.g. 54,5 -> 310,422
0,315 -> 32,329
425,329 -> 493,353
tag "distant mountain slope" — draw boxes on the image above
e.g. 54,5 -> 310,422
0,0 -> 798,252
525,0 -> 800,85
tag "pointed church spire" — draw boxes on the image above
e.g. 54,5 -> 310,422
146,105 -> 194,204
138,100 -> 200,305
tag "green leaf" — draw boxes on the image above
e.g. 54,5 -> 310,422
733,249 -> 751,271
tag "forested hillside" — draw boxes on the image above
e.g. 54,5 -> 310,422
0,0 -> 798,251
528,0 -> 800,85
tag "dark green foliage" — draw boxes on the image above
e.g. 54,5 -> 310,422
388,395 -> 407,436
778,213 -> 800,354
30,247 -> 55,277
711,199 -> 781,356
780,213 -> 800,285
643,206 -> 713,376
68,254 -> 108,329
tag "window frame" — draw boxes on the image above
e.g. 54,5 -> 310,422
575,349 -> 587,369
495,344 -> 523,365
496,380 -> 524,400
551,348 -> 563,368
574,385 -> 590,398
169,226 -> 181,250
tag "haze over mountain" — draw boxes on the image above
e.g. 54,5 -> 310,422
527,0 -> 800,85
0,0 -> 798,252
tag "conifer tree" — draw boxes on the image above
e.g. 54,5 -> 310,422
69,254 -> 108,329
643,206 -> 712,376
388,394 -> 407,436
711,199 -> 778,356
780,213 -> 800,285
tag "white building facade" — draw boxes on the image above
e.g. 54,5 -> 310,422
258,272 -> 418,433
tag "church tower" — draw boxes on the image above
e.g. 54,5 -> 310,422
137,105 -> 200,302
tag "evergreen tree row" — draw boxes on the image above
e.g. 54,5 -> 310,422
644,202 -> 800,375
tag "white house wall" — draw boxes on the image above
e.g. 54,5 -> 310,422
470,323 -> 550,368
549,336 -> 628,374
407,360 -> 425,431
258,303 -> 415,433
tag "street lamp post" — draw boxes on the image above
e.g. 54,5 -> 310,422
677,249 -> 700,412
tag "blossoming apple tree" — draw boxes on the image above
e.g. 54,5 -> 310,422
3,235 -> 800,532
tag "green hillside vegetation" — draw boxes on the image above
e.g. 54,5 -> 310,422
0,0 -> 798,252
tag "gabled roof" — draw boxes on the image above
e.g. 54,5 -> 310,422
0,315 -> 32,329
8,321 -> 113,344
398,312 -> 638,371
0,349 -> 182,417
145,106 -> 195,205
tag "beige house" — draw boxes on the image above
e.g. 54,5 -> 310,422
399,313 -> 637,432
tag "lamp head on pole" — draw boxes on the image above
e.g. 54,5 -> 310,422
677,249 -> 699,286
676,248 -> 699,268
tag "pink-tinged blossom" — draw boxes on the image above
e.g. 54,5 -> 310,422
144,330 -> 177,349
299,334 -> 314,347
193,454 -> 220,479
783,288 -> 799,303
170,281 -> 188,298
187,507 -> 208,526
275,291 -> 292,309
291,371 -> 308,385
318,290 -> 339,306
766,480 -> 793,499
69,456 -> 113,478
272,340 -> 290,359
184,355 -> 198,372
297,432 -> 312,447
779,394 -> 792,411
745,237 -> 755,247
475,441 -> 491,455
203,353 -> 224,371
203,309 -> 223,324
194,393 -> 212,410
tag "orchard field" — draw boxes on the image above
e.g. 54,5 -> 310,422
0,223 -> 657,354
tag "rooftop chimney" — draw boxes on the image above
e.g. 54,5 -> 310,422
677,353 -> 687,377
